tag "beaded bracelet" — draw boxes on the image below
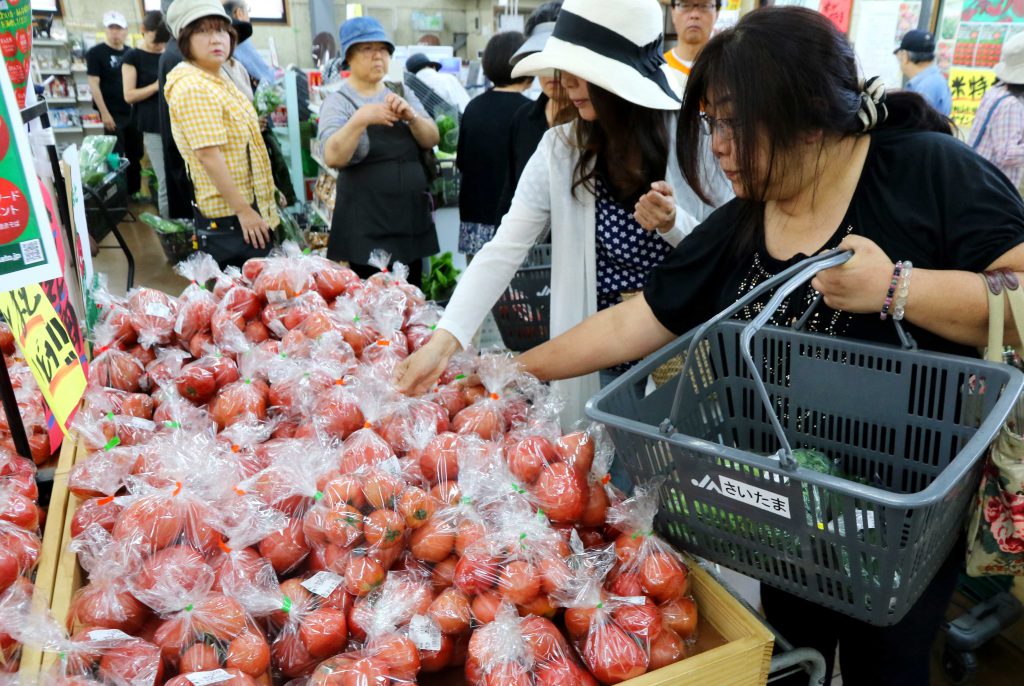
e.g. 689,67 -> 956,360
892,261 -> 913,322
880,261 -> 904,321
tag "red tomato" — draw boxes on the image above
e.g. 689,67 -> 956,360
131,545 -> 211,600
418,432 -> 460,485
564,606 -> 598,642
227,630 -> 272,676
537,556 -> 572,595
364,509 -> 405,548
659,596 -> 698,641
312,386 -> 365,440
98,640 -> 163,686
340,429 -> 392,473
507,436 -> 557,485
453,550 -> 498,595
409,517 -> 455,563
498,560 -> 541,605
340,657 -> 390,686
470,591 -> 501,625
344,553 -> 385,596
321,475 -> 367,510
362,472 -> 403,510
452,403 -> 505,441
641,553 -> 688,602
428,587 -> 471,635
89,350 -> 145,392
648,629 -> 687,670
535,658 -> 600,686
259,517 -> 310,574
300,607 -> 348,658
555,431 -> 595,474
613,601 -> 662,642
314,265 -> 360,301
430,481 -> 462,505
371,634 -> 420,681
608,570 -> 644,598
397,487 -> 436,529
241,260 -> 266,284
271,631 -> 318,678
304,503 -> 364,549
245,320 -> 270,343
517,593 -> 557,619
419,633 -> 454,672
580,482 -> 610,528
583,621 -> 649,684
180,642 -> 220,672
193,594 -> 248,641
0,490 -> 38,529
484,662 -> 531,686
613,532 -> 644,565
71,582 -> 149,633
533,462 -> 586,524
176,363 -> 217,404
210,379 -> 269,430
520,615 -> 569,663
431,555 -> 457,592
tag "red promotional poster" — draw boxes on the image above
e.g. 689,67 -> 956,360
819,0 -> 853,34
0,0 -> 31,108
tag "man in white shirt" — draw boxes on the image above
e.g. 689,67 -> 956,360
405,52 -> 471,114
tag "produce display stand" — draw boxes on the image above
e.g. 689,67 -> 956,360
16,432 -> 80,681
38,424 -> 780,685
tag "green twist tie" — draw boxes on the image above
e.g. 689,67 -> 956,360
281,596 -> 292,613
215,352 -> 222,359
164,420 -> 180,429
280,353 -> 288,359
460,496 -> 472,506
106,411 -> 114,420
597,602 -> 604,609
353,315 -> 360,323
454,374 -> 466,381
59,651 -> 66,660
510,483 -> 525,494
536,509 -> 546,520
304,372 -> 311,379
431,324 -> 437,330
314,491 -> 324,502
632,530 -> 652,540
244,378 -> 252,384
103,436 -> 121,451
303,248 -> 311,255
184,604 -> 193,612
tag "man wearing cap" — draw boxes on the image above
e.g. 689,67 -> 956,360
405,53 -> 470,115
222,0 -> 277,85
664,0 -> 721,78
896,29 -> 952,117
87,12 -> 145,198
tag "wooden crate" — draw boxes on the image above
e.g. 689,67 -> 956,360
17,435 -> 81,681
43,436 -> 773,685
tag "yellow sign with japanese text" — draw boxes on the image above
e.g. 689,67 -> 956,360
0,283 -> 87,434
949,67 -> 997,130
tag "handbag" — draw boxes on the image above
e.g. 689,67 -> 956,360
965,269 -> 1024,576
193,204 -> 272,269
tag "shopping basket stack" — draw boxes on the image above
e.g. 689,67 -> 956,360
491,243 -> 552,352
588,250 -> 1024,626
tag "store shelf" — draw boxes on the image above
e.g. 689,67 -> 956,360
314,204 -> 332,226
312,154 -> 337,179
71,64 -> 87,72
53,127 -> 83,133
33,38 -> 67,47
83,123 -> 104,130
44,97 -> 76,105
39,68 -> 71,76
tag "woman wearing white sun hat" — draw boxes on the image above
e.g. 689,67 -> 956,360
969,31 -> 1024,191
397,0 -> 730,431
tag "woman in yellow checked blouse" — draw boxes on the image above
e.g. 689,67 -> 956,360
164,0 -> 279,269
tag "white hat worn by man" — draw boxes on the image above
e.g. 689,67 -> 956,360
102,11 -> 128,29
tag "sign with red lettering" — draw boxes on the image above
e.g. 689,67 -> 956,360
819,0 -> 853,33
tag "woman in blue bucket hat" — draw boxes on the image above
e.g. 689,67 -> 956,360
318,16 -> 440,285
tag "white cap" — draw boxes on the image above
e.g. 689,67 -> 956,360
103,11 -> 128,28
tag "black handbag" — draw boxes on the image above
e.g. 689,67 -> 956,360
192,205 -> 271,269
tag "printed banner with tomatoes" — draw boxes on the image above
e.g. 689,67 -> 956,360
0,0 -> 31,109
0,69 -> 62,292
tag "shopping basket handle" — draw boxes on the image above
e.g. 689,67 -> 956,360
663,249 -> 852,446
737,250 -> 854,469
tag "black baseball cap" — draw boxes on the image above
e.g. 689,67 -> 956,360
895,29 -> 935,53
406,53 -> 441,74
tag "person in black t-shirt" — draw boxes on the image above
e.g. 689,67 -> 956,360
516,8 -> 1024,686
87,12 -> 144,197
123,11 -> 171,217
456,31 -> 532,257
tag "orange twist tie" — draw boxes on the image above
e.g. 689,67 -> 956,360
234,486 -> 246,496
490,393 -> 500,401
601,474 -> 611,485
377,339 -> 390,347
97,495 -> 116,506
231,445 -> 241,453
218,537 -> 232,554
172,481 -> 183,497
363,421 -> 372,429
334,379 -> 345,386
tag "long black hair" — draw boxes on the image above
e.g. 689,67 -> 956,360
678,7 -> 950,250
570,84 -> 669,207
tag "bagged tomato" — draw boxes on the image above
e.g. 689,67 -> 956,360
209,351 -> 270,430
338,382 -> 397,474
358,290 -> 410,377
69,525 -> 151,634
68,441 -> 139,499
360,252 -> 425,318
309,256 -> 361,302
127,288 -> 178,349
110,477 -> 226,560
173,253 -> 222,346
465,602 -> 595,686
0,521 -> 40,594
308,571 -> 432,686
605,482 -> 692,610
402,301 -> 443,354
252,244 -> 318,304
0,580 -> 33,675
379,397 -> 449,457
89,322 -> 147,393
262,291 -> 328,341
451,353 -> 529,441
330,297 -> 378,357
310,379 -> 364,443
176,354 -> 240,405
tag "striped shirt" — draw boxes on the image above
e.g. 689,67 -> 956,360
969,83 -> 1024,190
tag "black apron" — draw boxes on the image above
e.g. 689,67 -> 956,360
328,120 -> 438,264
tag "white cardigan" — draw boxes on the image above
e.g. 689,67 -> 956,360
437,119 -> 730,426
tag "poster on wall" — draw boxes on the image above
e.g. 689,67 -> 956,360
0,0 -> 32,108
946,0 -> 1024,130
819,0 -> 854,33
0,70 -> 63,292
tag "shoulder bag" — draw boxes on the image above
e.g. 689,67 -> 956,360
965,269 -> 1024,576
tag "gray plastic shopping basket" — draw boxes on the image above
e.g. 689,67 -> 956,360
587,250 -> 1024,626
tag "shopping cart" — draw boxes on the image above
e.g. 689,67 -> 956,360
490,243 -> 551,352
941,574 -> 1022,684
84,157 -> 136,290
587,250 -> 1024,626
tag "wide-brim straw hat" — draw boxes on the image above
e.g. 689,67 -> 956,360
995,31 -> 1024,85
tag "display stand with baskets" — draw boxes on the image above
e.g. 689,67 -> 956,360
588,250 -> 1024,626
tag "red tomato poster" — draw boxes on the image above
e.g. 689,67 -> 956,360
0,0 -> 31,108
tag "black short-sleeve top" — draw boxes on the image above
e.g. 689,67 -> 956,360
644,127 -> 1024,358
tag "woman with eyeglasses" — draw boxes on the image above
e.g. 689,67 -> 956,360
396,0 -> 728,439
512,7 -> 1024,684
318,17 -> 440,285
665,0 -> 721,77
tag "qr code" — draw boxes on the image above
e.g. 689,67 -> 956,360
20,240 -> 43,265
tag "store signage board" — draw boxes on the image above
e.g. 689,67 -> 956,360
818,0 -> 853,33
0,0 -> 32,109
60,145 -> 94,292
0,69 -> 62,292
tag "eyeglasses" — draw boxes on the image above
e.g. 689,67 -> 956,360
673,2 -> 718,12
699,112 -> 737,141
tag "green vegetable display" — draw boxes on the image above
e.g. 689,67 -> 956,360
436,114 -> 458,154
422,252 -> 461,303
79,136 -> 117,186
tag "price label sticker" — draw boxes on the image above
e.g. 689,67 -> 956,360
185,670 -> 233,686
267,290 -> 287,303
378,456 -> 402,477
87,629 -> 133,642
301,571 -> 344,598
569,528 -> 585,556
408,615 -> 442,652
615,596 -> 648,606
145,302 -> 172,318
